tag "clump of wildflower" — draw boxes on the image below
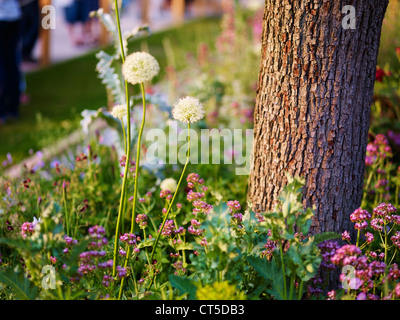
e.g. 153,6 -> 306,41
187,190 -> 205,202
373,203 -> 399,222
255,212 -> 265,223
192,200 -> 213,215
116,265 -> 127,278
261,239 -> 276,260
119,155 -> 135,168
371,218 -> 385,232
172,260 -> 186,275
160,178 -> 178,193
391,232 -> 400,249
102,275 -> 111,287
365,133 -> 392,166
331,244 -> 362,266
172,96 -> 205,124
174,226 -> 186,236
227,200 -> 241,212
326,290 -> 337,300
135,214 -> 148,229
20,222 -> 34,238
63,235 -> 78,254
159,219 -> 175,237
365,232 -> 374,244
111,104 -> 127,120
350,208 -> 371,230
188,219 -> 204,236
88,225 -> 108,249
306,277 -> 323,298
120,233 -> 137,246
187,173 -> 202,184
318,240 -> 340,270
122,51 -> 160,85
160,189 -> 171,198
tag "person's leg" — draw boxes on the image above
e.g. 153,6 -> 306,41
65,1 -> 84,46
0,20 -> 21,120
21,0 -> 39,61
0,22 -> 7,122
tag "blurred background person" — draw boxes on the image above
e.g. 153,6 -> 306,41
62,0 -> 99,46
0,0 -> 22,124
20,0 -> 39,63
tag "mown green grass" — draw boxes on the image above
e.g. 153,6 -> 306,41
0,16 -> 221,166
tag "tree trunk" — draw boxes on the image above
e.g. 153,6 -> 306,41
248,0 -> 389,235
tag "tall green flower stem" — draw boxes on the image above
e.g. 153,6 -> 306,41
117,82 -> 147,300
130,82 -> 147,233
112,0 -> 132,278
279,242 -> 287,300
147,123 -> 191,290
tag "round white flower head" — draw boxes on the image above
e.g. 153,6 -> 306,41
172,96 -> 205,123
122,51 -> 160,85
160,178 -> 178,192
111,104 -> 127,120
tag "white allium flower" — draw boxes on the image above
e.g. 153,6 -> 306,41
122,51 -> 160,85
160,178 -> 178,192
111,104 -> 127,120
172,96 -> 205,123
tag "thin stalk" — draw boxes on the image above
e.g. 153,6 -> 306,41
62,181 -> 69,237
130,82 -> 147,233
112,0 -> 132,278
289,275 -> 295,300
297,280 -> 304,300
121,120 -> 127,154
356,230 -> 360,247
117,82 -> 147,299
279,242 -> 287,300
147,123 -> 191,290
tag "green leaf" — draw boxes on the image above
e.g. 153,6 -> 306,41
168,275 -> 198,300
0,269 -> 39,300
313,232 -> 341,244
246,255 -> 285,300
137,239 -> 155,248
175,242 -> 194,251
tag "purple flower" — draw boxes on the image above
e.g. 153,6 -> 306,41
342,231 -> 351,242
365,232 -> 374,244
227,200 -> 241,212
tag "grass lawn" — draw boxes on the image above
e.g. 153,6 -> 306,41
0,16 -> 221,167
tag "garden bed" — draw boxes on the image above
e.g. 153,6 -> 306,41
1,1 -> 400,303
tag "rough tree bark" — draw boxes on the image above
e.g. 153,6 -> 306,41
248,0 -> 389,235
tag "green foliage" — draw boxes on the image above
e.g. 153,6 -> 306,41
0,268 -> 39,300
168,274 -> 198,300
246,175 -> 339,300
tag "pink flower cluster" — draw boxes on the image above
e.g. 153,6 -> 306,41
159,220 -> 185,238
20,222 -> 34,238
88,225 -> 108,249
331,244 -> 387,293
227,200 -> 244,224
67,225 -> 128,284
261,239 -> 276,261
365,134 -> 392,166
350,208 -> 371,230
135,214 -> 148,229
370,203 -> 400,232
188,219 -> 204,236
